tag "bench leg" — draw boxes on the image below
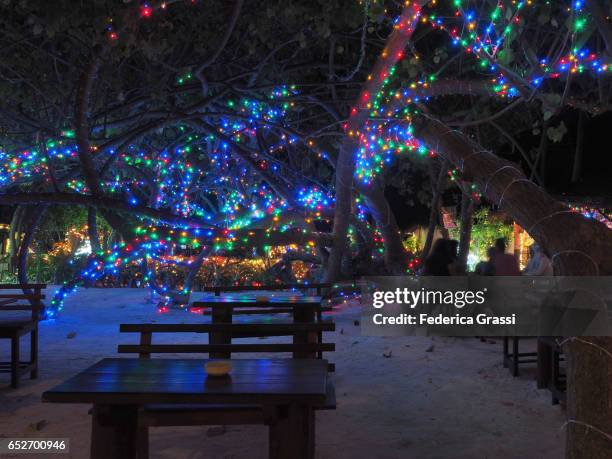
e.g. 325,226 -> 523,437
537,338 -> 552,389
11,334 -> 19,388
30,328 -> 38,379
551,349 -> 560,405
512,337 -> 519,377
269,404 -> 314,459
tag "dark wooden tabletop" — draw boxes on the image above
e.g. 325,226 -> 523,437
192,296 -> 322,307
42,358 -> 328,405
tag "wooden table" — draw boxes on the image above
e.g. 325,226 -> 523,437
192,296 -> 324,359
201,283 -> 332,296
43,358 -> 328,459
191,295 -> 323,318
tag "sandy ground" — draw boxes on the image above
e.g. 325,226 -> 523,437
0,287 -> 565,459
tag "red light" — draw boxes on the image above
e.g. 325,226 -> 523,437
141,5 -> 153,18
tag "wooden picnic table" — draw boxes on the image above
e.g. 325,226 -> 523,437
43,357 -> 328,459
0,283 -> 46,388
192,296 -> 324,359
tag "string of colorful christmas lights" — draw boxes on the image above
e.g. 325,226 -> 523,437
2,0 -> 609,316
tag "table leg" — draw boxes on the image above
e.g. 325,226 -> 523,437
90,405 -> 139,459
512,337 -> 519,377
11,333 -> 19,388
269,404 -> 315,459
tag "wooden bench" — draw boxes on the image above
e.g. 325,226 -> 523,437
502,336 -> 538,377
192,296 -> 328,360
0,284 -> 46,388
118,321 -> 336,458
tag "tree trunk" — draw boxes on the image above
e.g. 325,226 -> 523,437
8,206 -> 25,274
422,158 -> 448,258
87,207 -> 101,253
565,337 -> 612,459
183,247 -> 211,293
75,46 -> 106,197
326,2 -> 424,282
17,206 -> 48,298
536,119 -> 551,186
416,117 -> 612,459
457,191 -> 473,274
350,216 -> 374,267
571,111 -> 586,184
361,183 -> 407,274
417,118 -> 612,273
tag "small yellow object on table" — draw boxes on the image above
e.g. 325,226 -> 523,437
205,360 -> 232,377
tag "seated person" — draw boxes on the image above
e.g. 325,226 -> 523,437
492,238 -> 520,276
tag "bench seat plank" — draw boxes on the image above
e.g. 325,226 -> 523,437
118,343 -> 335,354
120,322 -> 335,333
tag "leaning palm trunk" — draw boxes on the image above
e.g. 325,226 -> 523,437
417,117 -> 612,459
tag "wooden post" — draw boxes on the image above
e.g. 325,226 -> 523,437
139,332 -> 152,359
293,305 -> 317,359
210,305 -> 232,358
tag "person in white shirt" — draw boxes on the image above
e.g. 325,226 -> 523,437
523,244 -> 554,276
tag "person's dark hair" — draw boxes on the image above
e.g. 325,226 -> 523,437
494,237 -> 507,253
429,239 -> 449,260
423,239 -> 455,275
487,246 -> 497,259
446,239 -> 459,261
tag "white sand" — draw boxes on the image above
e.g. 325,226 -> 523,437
0,287 -> 565,458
